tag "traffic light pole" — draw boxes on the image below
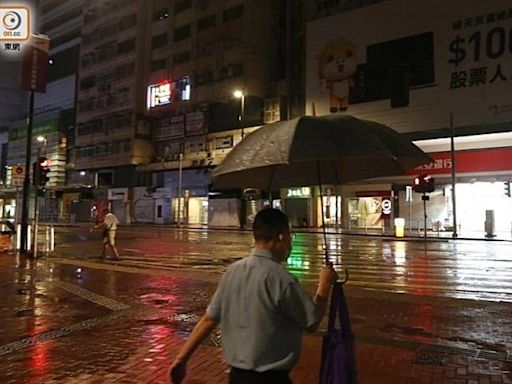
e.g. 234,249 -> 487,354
422,193 -> 427,239
450,113 -> 458,238
20,90 -> 34,255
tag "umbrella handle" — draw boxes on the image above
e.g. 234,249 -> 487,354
338,268 -> 349,284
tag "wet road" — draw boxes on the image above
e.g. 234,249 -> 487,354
56,225 -> 512,302
0,225 -> 511,383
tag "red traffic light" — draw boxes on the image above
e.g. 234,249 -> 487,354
412,174 -> 435,194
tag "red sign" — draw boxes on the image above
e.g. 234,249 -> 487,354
408,147 -> 512,175
20,34 -> 49,93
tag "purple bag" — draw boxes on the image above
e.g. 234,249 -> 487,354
319,282 -> 358,384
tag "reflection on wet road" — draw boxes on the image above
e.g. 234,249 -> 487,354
55,226 -> 512,302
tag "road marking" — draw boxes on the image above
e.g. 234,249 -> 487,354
0,310 -> 126,356
53,281 -> 129,310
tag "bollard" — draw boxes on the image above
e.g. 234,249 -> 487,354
50,225 -> 55,252
394,218 -> 405,237
45,225 -> 50,253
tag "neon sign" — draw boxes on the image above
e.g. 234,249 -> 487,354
147,76 -> 191,109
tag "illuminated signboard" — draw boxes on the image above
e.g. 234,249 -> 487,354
286,187 -> 311,198
147,76 -> 191,109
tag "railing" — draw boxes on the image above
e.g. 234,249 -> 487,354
39,214 -> 76,224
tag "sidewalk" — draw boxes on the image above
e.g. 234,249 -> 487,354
1,252 -> 511,384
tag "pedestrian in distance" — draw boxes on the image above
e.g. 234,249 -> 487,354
91,209 -> 120,261
169,208 -> 338,384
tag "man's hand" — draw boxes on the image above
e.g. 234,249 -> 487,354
318,263 -> 338,290
168,359 -> 187,384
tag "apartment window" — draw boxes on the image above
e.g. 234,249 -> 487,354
116,62 -> 135,79
80,76 -> 96,90
96,42 -> 116,62
115,113 -> 133,128
197,41 -> 215,58
223,4 -> 244,22
151,58 -> 167,72
173,24 -> 191,42
81,53 -> 96,68
153,7 -> 169,21
152,33 -> 168,49
99,23 -> 117,39
197,15 -> 216,31
119,13 -> 137,31
118,38 -> 136,54
173,51 -> 191,65
174,0 -> 192,14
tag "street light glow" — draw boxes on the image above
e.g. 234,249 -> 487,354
37,136 -> 46,142
233,90 -> 244,98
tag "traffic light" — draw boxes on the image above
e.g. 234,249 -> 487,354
32,157 -> 50,186
412,174 -> 435,194
505,182 -> 511,198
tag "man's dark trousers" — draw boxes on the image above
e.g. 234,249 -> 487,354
229,367 -> 293,384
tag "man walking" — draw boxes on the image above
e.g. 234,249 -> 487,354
169,208 -> 337,384
92,209 -> 120,261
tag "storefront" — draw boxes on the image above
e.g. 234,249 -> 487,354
282,187 -> 312,228
346,191 -> 393,231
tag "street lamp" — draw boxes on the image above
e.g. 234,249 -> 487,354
36,135 -> 47,156
233,90 -> 245,138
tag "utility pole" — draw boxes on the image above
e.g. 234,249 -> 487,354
20,91 -> 34,254
450,113 -> 458,238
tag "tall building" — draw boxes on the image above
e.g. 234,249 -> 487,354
303,0 -> 512,237
69,0 -> 282,224
138,0 -> 280,225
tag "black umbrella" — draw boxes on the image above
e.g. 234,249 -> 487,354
212,114 -> 430,262
212,114 -> 430,190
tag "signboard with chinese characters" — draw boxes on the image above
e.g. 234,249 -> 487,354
11,165 -> 25,187
147,77 -> 191,110
20,34 -> 49,93
306,0 -> 512,133
286,187 -> 311,198
407,147 -> 512,175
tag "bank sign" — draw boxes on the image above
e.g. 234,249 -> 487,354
306,0 -> 512,133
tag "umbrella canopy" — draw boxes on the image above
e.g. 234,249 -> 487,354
212,114 -> 431,190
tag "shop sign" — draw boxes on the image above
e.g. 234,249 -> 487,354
409,147 -> 512,175
381,198 -> 392,215
11,165 -> 25,186
287,187 -> 311,198
147,77 -> 191,110
186,111 -> 206,135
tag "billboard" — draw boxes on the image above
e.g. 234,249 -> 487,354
147,77 -> 191,110
306,0 -> 512,133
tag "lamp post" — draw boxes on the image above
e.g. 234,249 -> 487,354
233,90 -> 245,139
36,135 -> 47,156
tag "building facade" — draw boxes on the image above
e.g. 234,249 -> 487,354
304,0 -> 512,237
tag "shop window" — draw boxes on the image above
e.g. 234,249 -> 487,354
98,171 -> 113,187
152,33 -> 168,49
173,24 -> 191,42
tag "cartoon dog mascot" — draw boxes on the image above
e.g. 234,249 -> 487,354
318,37 -> 358,113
